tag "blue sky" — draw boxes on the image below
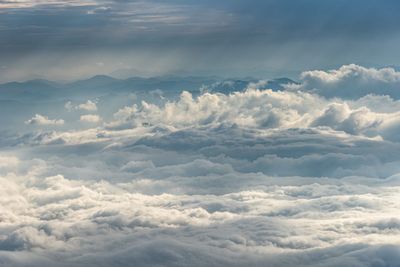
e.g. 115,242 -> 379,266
1,0 -> 400,81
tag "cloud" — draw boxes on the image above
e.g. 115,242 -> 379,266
106,89 -> 325,130
25,114 -> 64,126
64,101 -> 74,112
65,100 -> 98,112
3,67 -> 400,266
102,86 -> 400,142
294,64 -> 400,99
301,64 -> 400,84
80,114 -> 101,123
78,100 -> 98,111
0,155 -> 399,266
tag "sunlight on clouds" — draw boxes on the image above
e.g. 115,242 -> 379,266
301,64 -> 400,84
2,64 -> 400,266
295,64 -> 400,99
80,114 -> 101,123
65,100 -> 98,112
25,114 -> 64,126
0,154 -> 399,266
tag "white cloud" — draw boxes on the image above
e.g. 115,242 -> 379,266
25,114 -> 64,126
292,64 -> 400,99
101,87 -> 400,141
4,66 -> 400,266
301,64 -> 400,84
0,157 -> 399,266
78,100 -> 98,111
106,89 -> 325,130
80,114 -> 101,123
65,100 -> 98,112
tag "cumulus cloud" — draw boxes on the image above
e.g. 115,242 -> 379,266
25,114 -> 64,126
78,100 -> 98,111
301,64 -> 400,84
106,89 -> 324,130
291,64 -> 400,99
80,114 -> 101,123
65,100 -> 98,112
101,87 -> 400,142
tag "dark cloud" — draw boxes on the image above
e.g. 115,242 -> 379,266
2,1 -> 400,81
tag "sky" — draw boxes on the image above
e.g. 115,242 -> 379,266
1,1 -> 400,267
2,0 -> 400,81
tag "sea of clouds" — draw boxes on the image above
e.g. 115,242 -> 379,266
1,64 -> 400,266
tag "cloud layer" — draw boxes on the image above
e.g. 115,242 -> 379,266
2,65 -> 400,266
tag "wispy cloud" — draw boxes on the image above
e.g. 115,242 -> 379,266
0,0 -> 96,9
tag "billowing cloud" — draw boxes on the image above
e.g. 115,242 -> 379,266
302,64 -> 400,84
103,86 -> 400,142
0,148 -> 399,267
25,114 -> 65,126
80,114 -> 101,123
294,64 -> 400,99
65,100 -> 98,112
78,100 -> 98,111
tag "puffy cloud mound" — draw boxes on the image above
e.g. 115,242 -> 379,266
302,64 -> 400,84
294,64 -> 400,99
105,88 -> 400,141
78,100 -> 98,111
80,114 -> 101,123
25,114 -> 64,126
106,89 -> 322,130
65,100 -> 98,112
3,66 -> 400,266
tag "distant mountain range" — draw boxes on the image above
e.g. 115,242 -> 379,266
0,75 -> 298,102
0,75 -> 299,134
